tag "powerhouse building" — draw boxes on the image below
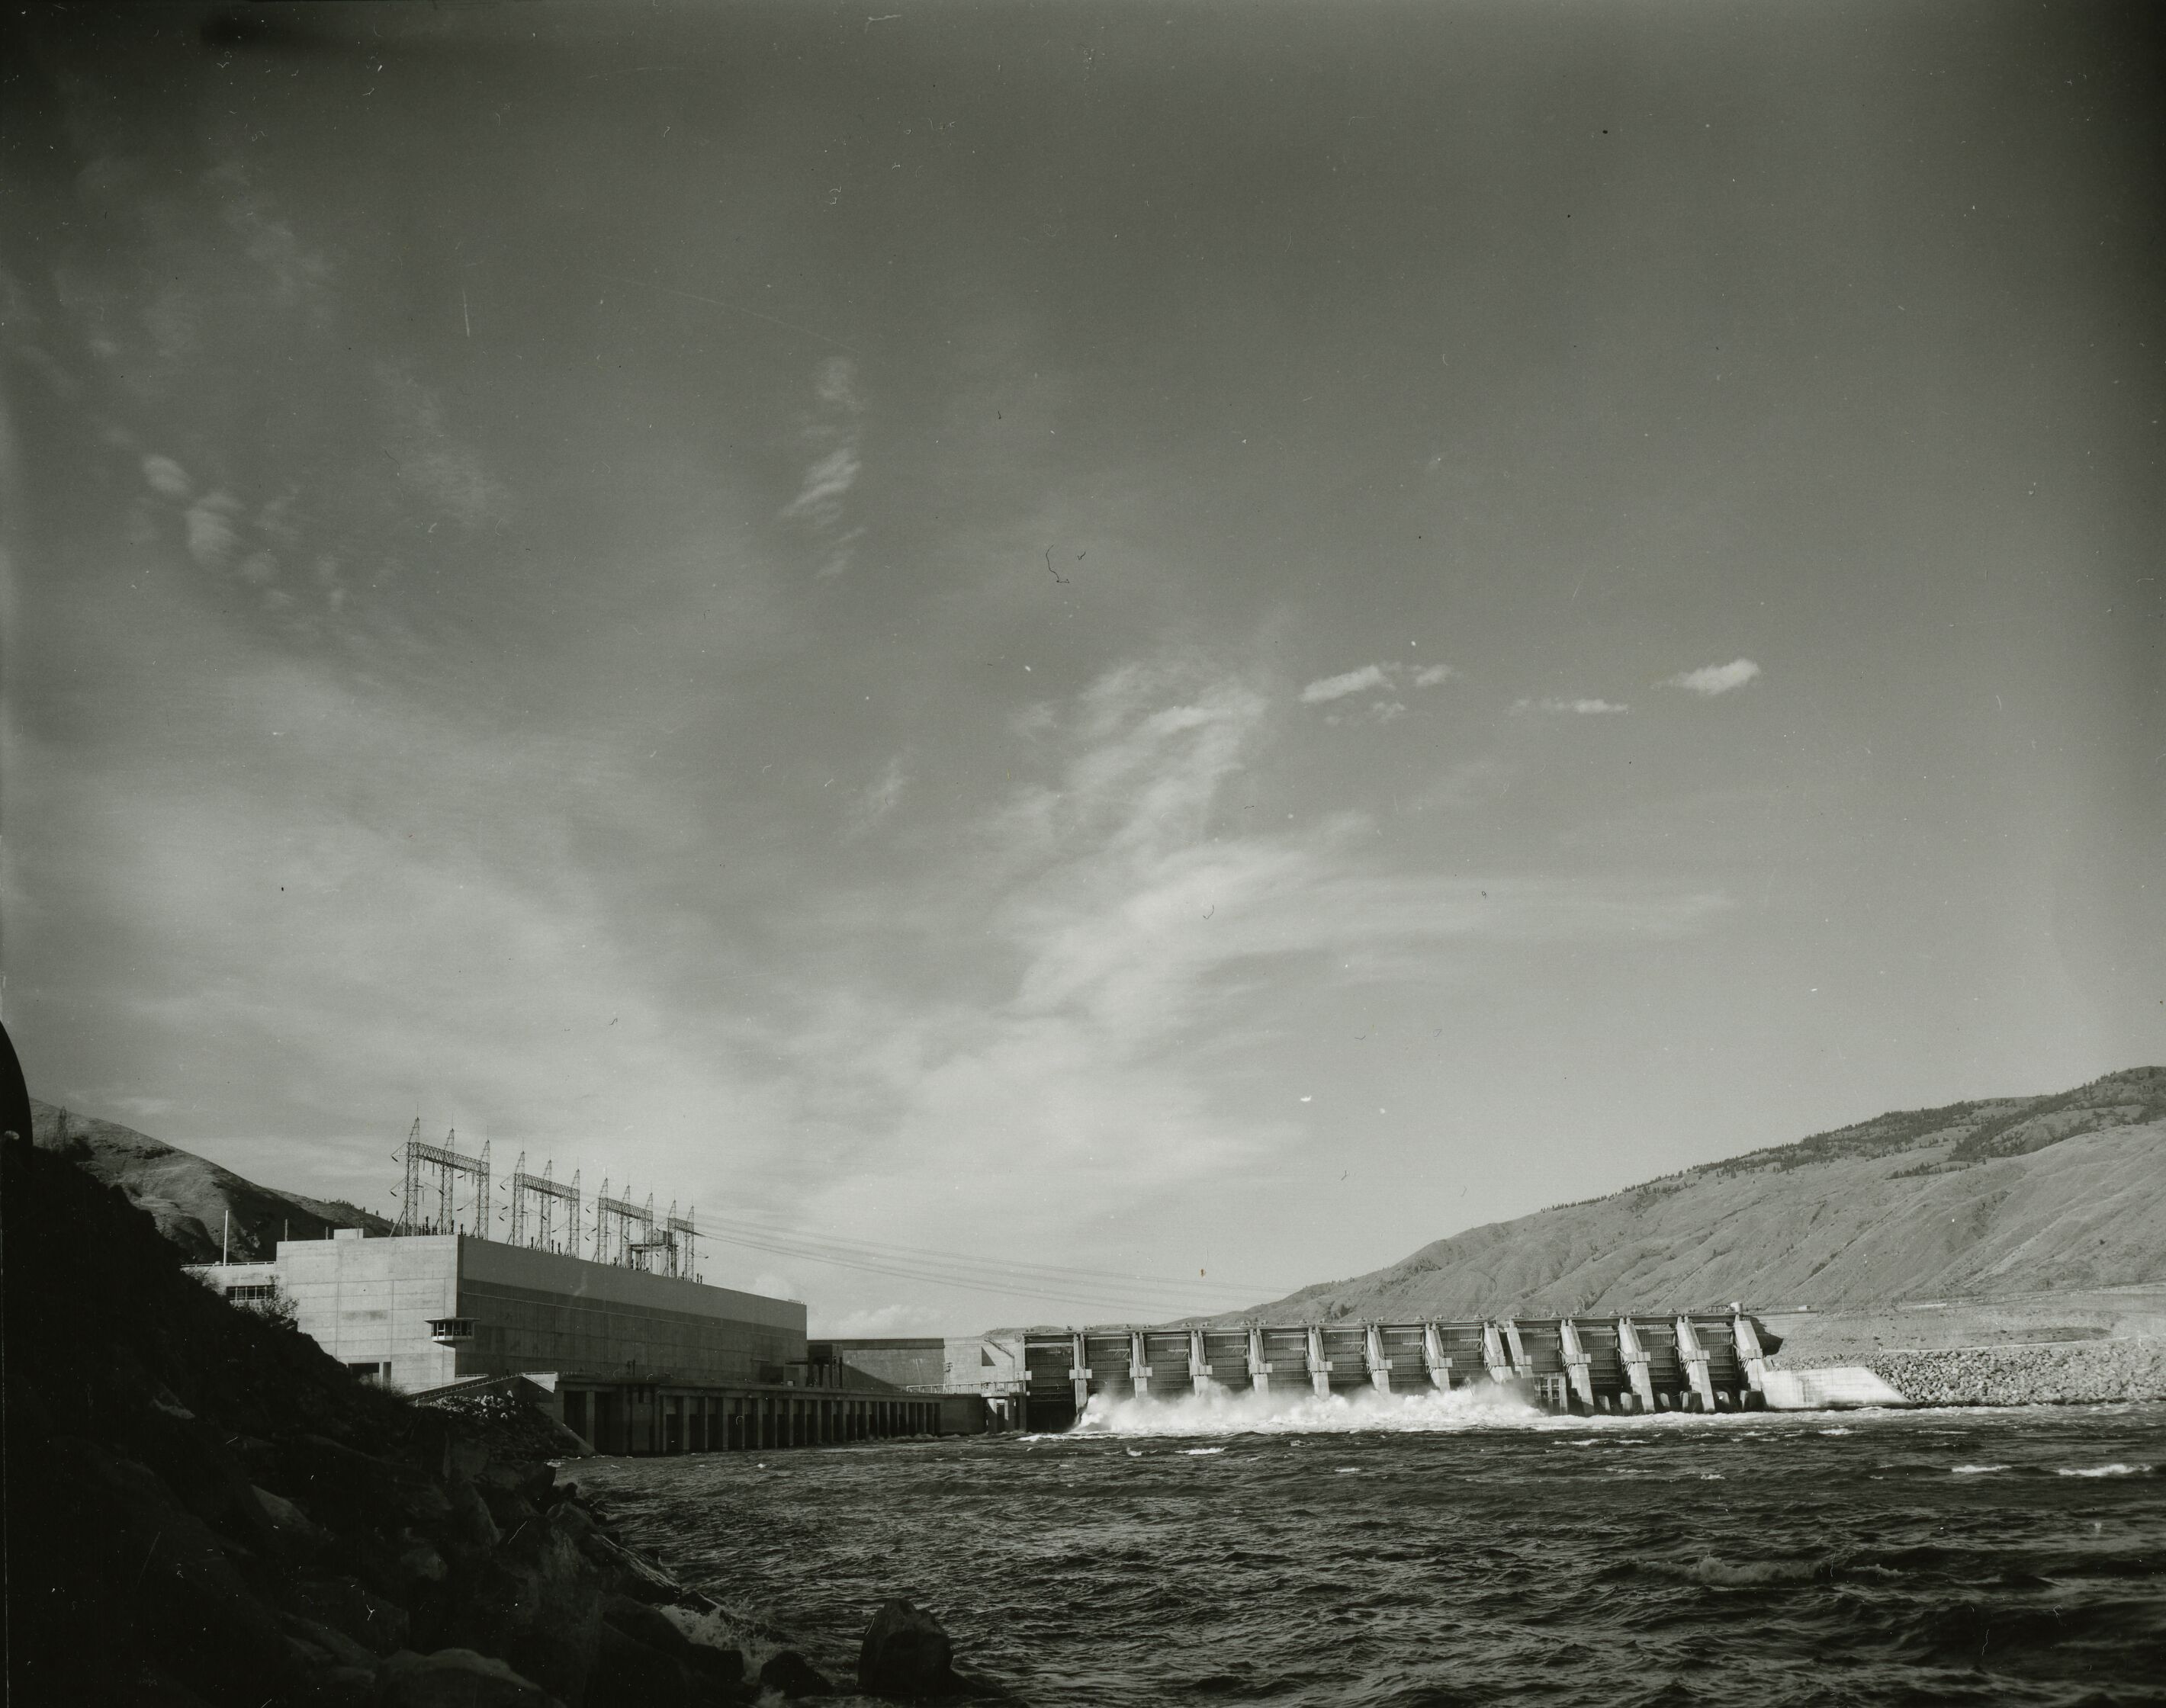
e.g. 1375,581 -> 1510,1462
191,1228 -> 962,1452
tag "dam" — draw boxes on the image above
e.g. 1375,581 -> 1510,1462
1020,1312 -> 1775,1429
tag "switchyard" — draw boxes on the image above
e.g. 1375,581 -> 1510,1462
1021,1313 -> 1776,1428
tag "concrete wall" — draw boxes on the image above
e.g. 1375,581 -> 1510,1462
278,1231 -> 461,1392
243,1231 -> 806,1394
811,1337 -> 945,1390
944,1334 -> 1024,1392
455,1238 -> 805,1387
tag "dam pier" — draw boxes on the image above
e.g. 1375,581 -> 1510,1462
1021,1313 -> 1775,1429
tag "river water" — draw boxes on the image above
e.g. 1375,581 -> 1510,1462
576,1393 -> 2166,1706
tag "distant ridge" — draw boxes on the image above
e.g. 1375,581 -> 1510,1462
29,1099 -> 391,1262
1215,1068 -> 2166,1325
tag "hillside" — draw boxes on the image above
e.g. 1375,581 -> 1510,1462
1219,1067 -> 2166,1324
29,1097 -> 390,1262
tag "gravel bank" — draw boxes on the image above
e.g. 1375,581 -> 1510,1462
1773,1337 -> 2166,1406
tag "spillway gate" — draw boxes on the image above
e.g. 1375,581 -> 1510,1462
1019,1314 -> 1773,1430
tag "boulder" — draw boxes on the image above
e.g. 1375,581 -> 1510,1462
435,1516 -> 605,1706
124,1403 -> 284,1556
401,1480 -> 458,1527
604,1593 -> 696,1656
255,1482 -> 333,1557
547,1501 -> 596,1545
580,1533 -> 683,1604
300,1662 -> 378,1706
480,1458 -> 559,1507
681,1642 -> 749,1700
758,1649 -> 835,1699
290,1573 -> 412,1658
445,1434 -> 493,1486
399,1536 -> 452,1588
589,1622 -> 693,1707
377,1647 -> 561,1708
444,1476 -> 503,1559
137,1518 -> 301,1702
480,1483 -> 542,1533
857,1600 -> 962,1700
279,1610 -> 381,1671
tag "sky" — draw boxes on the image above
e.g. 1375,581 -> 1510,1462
4,2 -> 2161,1336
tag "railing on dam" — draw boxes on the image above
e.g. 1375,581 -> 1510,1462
1019,1314 -> 1774,1429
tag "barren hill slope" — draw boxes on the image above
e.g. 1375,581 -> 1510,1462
30,1099 -> 390,1262
1220,1068 -> 2166,1324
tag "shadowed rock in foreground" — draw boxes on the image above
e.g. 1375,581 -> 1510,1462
0,1133 -> 1007,1706
860,1599 -> 964,1699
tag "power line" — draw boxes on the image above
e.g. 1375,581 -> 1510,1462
702,1225 -> 1270,1316
693,1209 -> 1281,1299
706,1225 -> 1238,1305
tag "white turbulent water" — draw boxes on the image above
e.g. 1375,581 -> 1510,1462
577,1401 -> 2166,1707
1071,1381 -> 1548,1435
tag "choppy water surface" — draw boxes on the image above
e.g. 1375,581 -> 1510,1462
577,1398 -> 2166,1706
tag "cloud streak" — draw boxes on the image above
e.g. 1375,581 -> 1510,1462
1300,663 -> 1391,704
779,657 -> 1727,1254
1666,659 -> 1762,696
1516,697 -> 1629,715
847,755 -> 910,837
782,356 -> 866,576
1299,660 -> 1454,705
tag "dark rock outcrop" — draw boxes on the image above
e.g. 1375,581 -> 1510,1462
758,1649 -> 837,1698
5,1128 -> 1013,1706
858,1599 -> 963,1700
0,1133 -> 752,1706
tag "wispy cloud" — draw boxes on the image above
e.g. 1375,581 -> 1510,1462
1300,663 -> 1392,704
782,356 -> 866,576
1516,696 -> 1630,715
1666,659 -> 1762,697
1300,660 -> 1454,705
847,755 -> 910,837
786,448 -> 860,517
141,454 -> 191,499
779,657 -> 1726,1250
374,364 -> 510,531
183,493 -> 241,567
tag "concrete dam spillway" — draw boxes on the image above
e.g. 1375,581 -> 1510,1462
1020,1313 -> 1776,1430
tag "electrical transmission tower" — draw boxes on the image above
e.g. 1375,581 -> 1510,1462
592,1180 -> 654,1268
507,1154 -> 580,1252
396,1121 -> 491,1237
588,1184 -> 694,1273
625,1191 -> 677,1273
664,1202 -> 699,1280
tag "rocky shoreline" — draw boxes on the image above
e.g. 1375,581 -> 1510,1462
2,1133 -> 1000,1706
1772,1337 -> 2166,1408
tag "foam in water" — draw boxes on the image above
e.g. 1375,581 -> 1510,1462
1069,1380 -> 1544,1437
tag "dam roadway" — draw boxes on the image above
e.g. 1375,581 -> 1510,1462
1020,1312 -> 1775,1428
